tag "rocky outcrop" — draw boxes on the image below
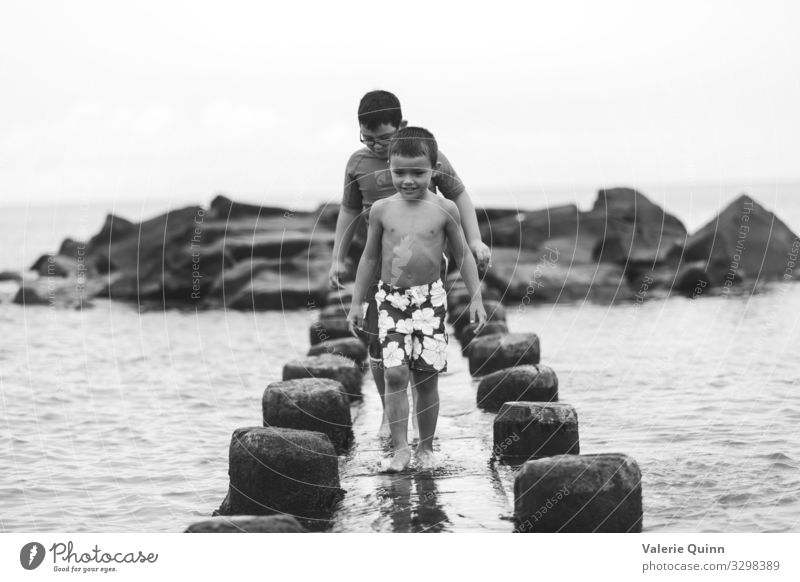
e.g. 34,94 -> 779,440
667,195 -> 800,291
22,189 -> 798,310
185,515 -> 306,533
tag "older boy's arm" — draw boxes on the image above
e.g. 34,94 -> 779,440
329,205 -> 361,289
444,201 -> 486,331
347,204 -> 383,332
453,190 -> 492,272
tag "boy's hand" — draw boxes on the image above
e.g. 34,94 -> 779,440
469,299 -> 487,334
328,260 -> 348,290
347,305 -> 363,337
470,241 -> 492,273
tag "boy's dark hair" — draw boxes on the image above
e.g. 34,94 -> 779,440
358,90 -> 403,130
388,126 -> 438,167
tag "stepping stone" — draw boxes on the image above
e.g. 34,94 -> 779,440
458,321 -> 509,352
318,303 -> 351,320
307,336 -> 367,364
468,333 -> 540,376
309,317 -> 353,346
514,453 -> 643,532
283,354 -> 363,400
324,286 -> 353,306
185,515 -> 306,533
449,299 -> 506,332
263,378 -> 353,454
493,402 -> 578,461
477,365 -> 558,412
216,427 -> 344,519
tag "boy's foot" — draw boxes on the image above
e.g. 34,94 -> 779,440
415,449 -> 438,471
378,422 -> 391,438
381,447 -> 412,473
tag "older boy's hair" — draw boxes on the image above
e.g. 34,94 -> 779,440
388,126 -> 438,167
358,90 -> 403,130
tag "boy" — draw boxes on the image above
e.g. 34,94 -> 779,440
329,90 -> 491,435
347,127 -> 487,472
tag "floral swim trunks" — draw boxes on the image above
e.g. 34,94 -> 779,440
376,279 -> 448,373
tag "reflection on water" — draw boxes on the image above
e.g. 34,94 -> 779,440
374,474 -> 449,533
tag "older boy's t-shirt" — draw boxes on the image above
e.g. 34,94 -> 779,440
341,147 -> 465,217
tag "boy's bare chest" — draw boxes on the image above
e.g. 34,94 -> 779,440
382,210 -> 445,242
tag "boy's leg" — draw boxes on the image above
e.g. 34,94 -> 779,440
412,369 -> 439,469
383,365 -> 412,472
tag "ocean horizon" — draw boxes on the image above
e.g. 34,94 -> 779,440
2,180 -> 799,274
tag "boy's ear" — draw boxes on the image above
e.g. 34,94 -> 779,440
399,120 -> 408,129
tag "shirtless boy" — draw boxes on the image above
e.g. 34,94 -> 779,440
348,127 -> 487,472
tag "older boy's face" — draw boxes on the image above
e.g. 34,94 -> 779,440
359,123 -> 397,159
389,155 -> 433,200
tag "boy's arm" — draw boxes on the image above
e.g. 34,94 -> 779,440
442,200 -> 486,331
328,205 -> 361,289
347,202 -> 384,331
452,190 -> 492,272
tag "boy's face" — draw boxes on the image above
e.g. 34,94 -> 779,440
389,154 -> 434,200
359,122 -> 399,159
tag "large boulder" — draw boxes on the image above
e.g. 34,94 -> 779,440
669,194 -> 800,286
468,333 -> 541,376
282,354 -> 363,400
225,257 -> 329,310
263,378 -> 353,454
217,427 -> 344,519
493,402 -> 578,462
477,365 -> 558,412
514,453 -> 643,532
185,515 -> 306,533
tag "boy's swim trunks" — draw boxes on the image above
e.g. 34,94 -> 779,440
375,279 -> 448,373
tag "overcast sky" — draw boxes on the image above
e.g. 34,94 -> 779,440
1,0 -> 799,211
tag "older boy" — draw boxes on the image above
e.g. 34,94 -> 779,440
348,127 -> 486,472
330,90 -> 491,435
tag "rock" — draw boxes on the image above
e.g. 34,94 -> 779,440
477,365 -> 558,412
307,337 -> 367,364
263,378 -> 353,454
459,321 -> 509,355
217,426 -> 344,519
324,286 -> 354,307
485,248 -> 633,304
309,317 -> 355,346
468,333 -> 540,376
673,262 -> 715,297
318,303 -> 351,320
208,194 -> 295,220
185,515 -> 306,533
283,354 -> 363,400
13,276 -> 100,308
514,453 -> 643,532
226,258 -> 329,310
0,270 -> 22,282
30,254 -> 80,278
493,402 -> 578,461
449,299 -> 506,332
207,257 -> 279,300
670,194 -> 799,285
